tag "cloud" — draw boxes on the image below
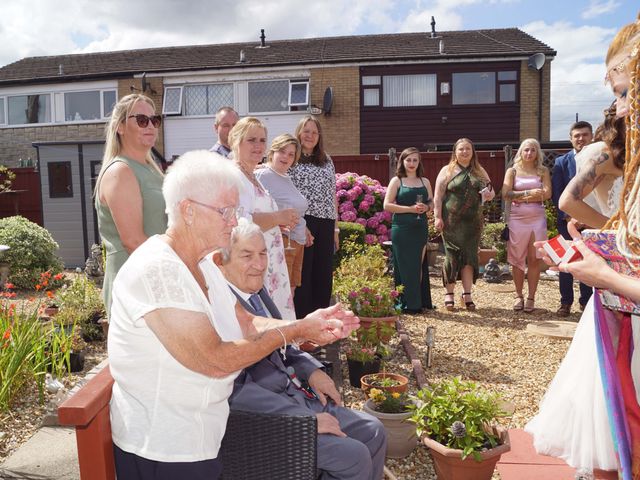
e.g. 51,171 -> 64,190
521,20 -> 617,139
582,0 -> 621,20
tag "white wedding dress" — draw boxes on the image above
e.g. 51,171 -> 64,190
525,144 -> 622,471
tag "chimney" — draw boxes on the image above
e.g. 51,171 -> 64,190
439,40 -> 445,54
239,50 -> 246,63
58,64 -> 64,75
430,16 -> 436,38
260,29 -> 266,47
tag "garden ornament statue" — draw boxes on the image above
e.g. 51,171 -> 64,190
483,258 -> 502,283
84,244 -> 104,279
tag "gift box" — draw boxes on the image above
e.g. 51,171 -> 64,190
582,229 -> 640,315
542,235 -> 582,265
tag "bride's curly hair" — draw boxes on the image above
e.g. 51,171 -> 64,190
593,101 -> 626,170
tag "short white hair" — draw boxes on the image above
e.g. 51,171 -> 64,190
217,218 -> 265,263
163,150 -> 243,227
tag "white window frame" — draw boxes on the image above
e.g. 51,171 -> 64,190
0,97 -> 6,125
288,81 -> 309,107
61,88 -> 117,122
6,92 -> 52,126
162,86 -> 183,115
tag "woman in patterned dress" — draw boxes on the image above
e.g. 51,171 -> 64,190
228,117 -> 299,319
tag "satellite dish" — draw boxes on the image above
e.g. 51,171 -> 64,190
528,53 -> 546,71
323,87 -> 333,115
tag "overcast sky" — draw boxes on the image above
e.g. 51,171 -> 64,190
1,0 -> 637,140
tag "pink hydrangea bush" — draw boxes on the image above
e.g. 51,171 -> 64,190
336,172 -> 392,244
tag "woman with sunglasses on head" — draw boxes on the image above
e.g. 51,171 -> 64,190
94,94 -> 168,316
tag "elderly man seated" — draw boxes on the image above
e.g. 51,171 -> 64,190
214,220 -> 387,480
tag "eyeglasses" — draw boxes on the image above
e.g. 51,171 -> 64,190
128,114 -> 162,128
189,199 -> 242,223
605,45 -> 639,84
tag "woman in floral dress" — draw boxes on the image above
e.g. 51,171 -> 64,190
228,117 -> 299,319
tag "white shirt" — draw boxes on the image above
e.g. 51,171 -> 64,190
108,236 -> 242,462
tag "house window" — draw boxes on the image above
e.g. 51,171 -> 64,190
162,86 -> 183,115
452,72 -> 496,105
289,82 -> 309,107
64,91 -> 100,121
383,74 -> 436,107
363,89 -> 380,106
249,80 -> 289,113
103,90 -> 117,117
498,71 -> 517,102
0,98 -> 5,125
48,161 -> 73,198
183,84 -> 234,116
8,94 -> 51,125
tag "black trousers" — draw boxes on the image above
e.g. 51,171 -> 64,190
114,444 -> 222,480
294,215 -> 335,318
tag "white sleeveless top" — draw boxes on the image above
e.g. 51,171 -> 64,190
574,141 -> 623,217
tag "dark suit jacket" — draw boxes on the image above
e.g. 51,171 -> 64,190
551,150 -> 576,222
229,287 -> 324,416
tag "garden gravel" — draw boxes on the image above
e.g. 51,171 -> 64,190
341,276 -> 580,479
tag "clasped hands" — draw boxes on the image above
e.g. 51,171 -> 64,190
300,303 -> 359,346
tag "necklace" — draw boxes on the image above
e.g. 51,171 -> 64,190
237,161 -> 263,191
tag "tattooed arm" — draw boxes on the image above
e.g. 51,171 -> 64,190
558,149 -> 611,228
502,168 -> 528,202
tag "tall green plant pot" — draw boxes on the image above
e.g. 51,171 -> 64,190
422,429 -> 511,480
363,399 -> 416,459
347,358 -> 381,388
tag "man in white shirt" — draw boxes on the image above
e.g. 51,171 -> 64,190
209,107 -> 239,158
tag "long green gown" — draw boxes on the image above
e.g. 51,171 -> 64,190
390,178 -> 433,311
95,156 -> 167,316
441,166 -> 485,286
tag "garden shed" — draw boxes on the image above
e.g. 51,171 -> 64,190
33,140 -> 103,268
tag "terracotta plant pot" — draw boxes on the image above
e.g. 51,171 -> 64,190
478,248 -> 498,266
363,399 -> 417,459
426,242 -> 439,267
347,357 -> 381,388
44,306 -> 59,317
422,429 -> 511,480
360,372 -> 409,395
358,315 -> 398,343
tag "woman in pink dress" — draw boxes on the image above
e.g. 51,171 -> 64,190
501,138 -> 551,312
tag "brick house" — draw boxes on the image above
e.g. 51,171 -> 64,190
0,27 -> 555,266
0,26 -> 555,167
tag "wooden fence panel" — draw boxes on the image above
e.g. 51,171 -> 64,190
0,168 -> 42,225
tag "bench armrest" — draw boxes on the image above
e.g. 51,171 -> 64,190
58,366 -> 114,427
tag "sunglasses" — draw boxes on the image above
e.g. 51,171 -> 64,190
128,114 -> 162,128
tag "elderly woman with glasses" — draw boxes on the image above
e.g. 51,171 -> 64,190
94,93 -> 167,316
108,150 -> 357,480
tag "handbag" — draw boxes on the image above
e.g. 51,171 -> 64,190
500,225 -> 510,241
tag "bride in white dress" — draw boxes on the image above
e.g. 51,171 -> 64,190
525,116 -> 625,473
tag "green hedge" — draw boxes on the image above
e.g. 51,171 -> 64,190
334,221 -> 366,269
0,216 -> 64,289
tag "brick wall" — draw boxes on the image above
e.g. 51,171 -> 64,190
0,123 -> 105,168
519,59 -> 551,142
309,66 -> 360,155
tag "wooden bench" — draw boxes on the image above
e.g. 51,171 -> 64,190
58,364 -> 318,480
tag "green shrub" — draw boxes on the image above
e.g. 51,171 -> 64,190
57,275 -> 105,341
480,222 -> 507,263
545,200 -> 558,239
0,216 -> 64,289
334,221 -> 366,269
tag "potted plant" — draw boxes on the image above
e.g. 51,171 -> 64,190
363,387 -> 417,458
334,241 -> 402,336
409,377 -> 510,480
68,329 -> 86,373
360,371 -> 409,395
344,339 -> 380,388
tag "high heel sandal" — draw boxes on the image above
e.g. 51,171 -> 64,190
524,297 -> 535,313
513,296 -> 524,311
461,292 -> 476,311
444,293 -> 455,311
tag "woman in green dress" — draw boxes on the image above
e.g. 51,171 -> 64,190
94,94 -> 168,316
433,138 -> 495,311
384,147 -> 434,313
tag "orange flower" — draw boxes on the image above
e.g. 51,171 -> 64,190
35,284 -> 41,291
53,273 -> 64,281
4,282 -> 14,290
2,328 -> 10,341
46,291 -> 54,299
